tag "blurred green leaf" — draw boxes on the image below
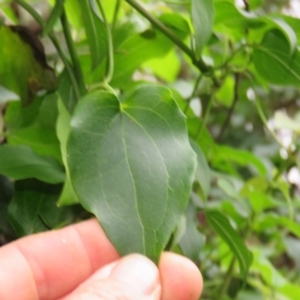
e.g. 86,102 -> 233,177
191,0 -> 214,57
251,249 -> 300,299
253,29 -> 300,86
179,202 -> 206,261
190,139 -> 211,199
68,85 -> 196,262
207,210 -> 253,279
0,144 -> 64,184
56,96 -> 79,206
7,179 -> 71,236
213,145 -> 267,176
78,0 -> 108,69
0,25 -> 57,105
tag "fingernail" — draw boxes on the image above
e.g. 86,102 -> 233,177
110,254 -> 160,296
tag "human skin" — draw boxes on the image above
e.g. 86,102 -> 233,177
0,219 -> 203,300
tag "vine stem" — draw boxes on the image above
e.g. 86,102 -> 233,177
217,257 -> 236,300
96,0 -> 114,84
15,0 -> 45,26
112,0 -> 121,31
15,0 -> 81,102
184,74 -> 203,114
217,73 -> 240,141
125,0 -> 212,76
61,10 -> 86,95
254,98 -> 285,148
195,94 -> 214,141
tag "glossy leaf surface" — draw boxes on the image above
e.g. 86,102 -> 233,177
68,85 -> 196,262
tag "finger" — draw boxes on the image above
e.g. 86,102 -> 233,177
63,254 -> 161,300
0,219 -> 119,300
159,252 -> 203,300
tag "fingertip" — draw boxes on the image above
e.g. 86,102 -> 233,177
159,252 -> 203,300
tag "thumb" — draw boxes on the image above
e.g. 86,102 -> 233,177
64,254 -> 161,300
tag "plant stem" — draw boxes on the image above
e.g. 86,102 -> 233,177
217,257 -> 236,300
15,0 -> 45,27
49,33 -> 81,101
125,0 -> 212,76
61,10 -> 86,95
15,0 -> 81,102
217,73 -> 240,141
96,0 -> 114,84
195,94 -> 214,141
255,98 -> 285,148
184,74 -> 203,114
112,0 -> 121,31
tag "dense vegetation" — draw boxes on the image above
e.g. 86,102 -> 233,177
1,0 -> 300,299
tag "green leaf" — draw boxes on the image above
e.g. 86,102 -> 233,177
214,1 -> 264,39
87,22 -> 189,88
191,0 -> 214,57
265,17 -> 297,54
0,144 -> 65,184
67,84 -> 197,262
56,96 -> 79,206
253,29 -> 300,86
251,249 -> 300,299
179,202 -> 206,261
43,0 -> 65,36
0,25 -> 57,105
190,139 -> 211,199
7,179 -> 71,236
7,124 -> 61,160
57,69 -> 77,113
78,0 -> 108,69
64,0 -> 82,30
207,210 -> 253,279
282,15 -> 300,43
213,145 -> 267,176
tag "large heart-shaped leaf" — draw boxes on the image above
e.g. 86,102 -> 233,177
67,84 -> 196,262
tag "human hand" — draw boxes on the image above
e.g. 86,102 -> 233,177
0,219 -> 203,300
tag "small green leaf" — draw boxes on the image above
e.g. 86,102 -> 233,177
56,96 -> 79,206
57,69 -> 77,113
68,84 -> 197,262
253,29 -> 300,86
78,0 -> 108,69
0,144 -> 64,184
179,202 -> 206,261
207,210 -> 253,279
191,0 -> 214,57
214,145 -> 267,176
43,0 -> 65,36
7,179 -> 70,236
190,139 -> 211,200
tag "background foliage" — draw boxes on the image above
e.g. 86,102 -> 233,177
1,0 -> 300,299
